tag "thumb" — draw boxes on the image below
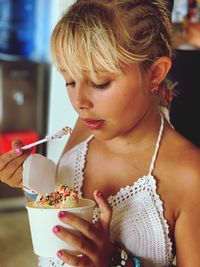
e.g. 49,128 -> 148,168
12,139 -> 23,149
94,190 -> 112,229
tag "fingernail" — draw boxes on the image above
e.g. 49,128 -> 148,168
58,211 -> 65,218
15,148 -> 23,155
13,142 -> 22,147
53,225 -> 61,234
97,191 -> 102,197
57,250 -> 63,257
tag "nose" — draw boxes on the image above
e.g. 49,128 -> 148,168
72,83 -> 92,110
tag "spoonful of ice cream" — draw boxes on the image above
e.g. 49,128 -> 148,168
21,126 -> 72,150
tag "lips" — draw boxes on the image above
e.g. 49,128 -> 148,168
82,118 -> 104,129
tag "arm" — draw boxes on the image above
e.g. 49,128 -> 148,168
174,153 -> 200,266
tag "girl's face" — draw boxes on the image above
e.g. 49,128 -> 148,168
60,63 -> 154,140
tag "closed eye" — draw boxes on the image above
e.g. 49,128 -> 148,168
66,82 -> 75,88
93,81 -> 111,89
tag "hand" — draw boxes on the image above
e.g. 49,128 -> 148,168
53,190 -> 113,267
0,139 -> 31,188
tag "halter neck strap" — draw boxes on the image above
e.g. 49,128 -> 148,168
148,114 -> 164,176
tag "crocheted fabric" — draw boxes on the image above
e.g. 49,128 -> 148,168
38,115 -> 174,267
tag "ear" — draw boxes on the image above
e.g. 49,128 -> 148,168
149,56 -> 172,86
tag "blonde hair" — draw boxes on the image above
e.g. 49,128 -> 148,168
51,0 -> 174,106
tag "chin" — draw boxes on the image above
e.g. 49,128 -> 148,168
91,130 -> 122,142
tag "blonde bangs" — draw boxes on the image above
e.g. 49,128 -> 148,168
51,17 -> 147,79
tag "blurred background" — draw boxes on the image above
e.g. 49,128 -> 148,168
0,1 -> 76,266
0,0 -> 200,266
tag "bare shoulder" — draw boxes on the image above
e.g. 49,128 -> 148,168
176,140 -> 200,201
171,130 -> 200,182
163,127 -> 200,265
161,125 -> 200,208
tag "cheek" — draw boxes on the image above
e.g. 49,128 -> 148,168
66,89 -> 78,112
99,94 -> 131,119
117,90 -> 150,115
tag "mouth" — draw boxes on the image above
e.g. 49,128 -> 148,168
82,118 -> 105,129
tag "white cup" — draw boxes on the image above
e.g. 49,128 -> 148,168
26,198 -> 95,258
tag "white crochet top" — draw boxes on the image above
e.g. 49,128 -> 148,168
39,115 -> 174,267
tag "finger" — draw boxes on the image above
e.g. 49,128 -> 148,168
57,212 -> 100,244
0,139 -> 31,171
0,149 -> 23,171
12,139 -> 23,149
93,190 -> 112,229
57,250 -> 90,267
1,152 -> 29,174
0,154 -> 28,183
53,225 -> 96,260
6,165 -> 23,188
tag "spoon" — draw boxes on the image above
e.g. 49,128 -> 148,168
21,126 -> 72,150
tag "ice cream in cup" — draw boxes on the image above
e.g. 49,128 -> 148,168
23,155 -> 95,258
26,184 -> 95,258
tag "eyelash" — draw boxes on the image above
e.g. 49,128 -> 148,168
66,82 -> 75,87
93,82 -> 111,89
65,81 -> 111,89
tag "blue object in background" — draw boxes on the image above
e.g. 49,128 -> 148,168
0,0 -> 36,57
34,0 -> 52,62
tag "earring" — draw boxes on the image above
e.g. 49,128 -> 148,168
150,83 -> 159,93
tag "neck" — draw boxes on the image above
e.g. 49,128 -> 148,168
101,107 -> 162,154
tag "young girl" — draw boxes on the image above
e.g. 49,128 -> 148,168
42,0 -> 200,266
1,0 -> 200,266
